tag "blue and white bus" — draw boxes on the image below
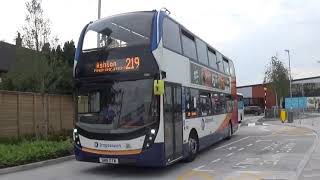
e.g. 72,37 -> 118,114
73,10 -> 239,167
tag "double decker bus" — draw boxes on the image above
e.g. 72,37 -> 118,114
73,9 -> 238,167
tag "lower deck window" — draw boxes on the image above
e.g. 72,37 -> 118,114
184,87 -> 233,118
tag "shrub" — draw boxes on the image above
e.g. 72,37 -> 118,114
0,133 -> 73,168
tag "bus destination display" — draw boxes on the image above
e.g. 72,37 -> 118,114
94,56 -> 140,73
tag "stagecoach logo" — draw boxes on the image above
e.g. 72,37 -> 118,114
93,142 -> 122,149
125,143 -> 132,149
94,142 -> 99,148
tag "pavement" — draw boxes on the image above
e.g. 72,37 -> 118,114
0,115 -> 319,180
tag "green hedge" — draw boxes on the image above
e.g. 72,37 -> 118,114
0,135 -> 73,168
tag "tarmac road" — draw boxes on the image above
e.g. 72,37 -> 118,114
0,115 -> 317,180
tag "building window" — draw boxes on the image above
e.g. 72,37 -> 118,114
163,18 -> 182,53
196,38 -> 208,65
181,29 -> 197,60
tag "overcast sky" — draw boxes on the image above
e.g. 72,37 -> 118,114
1,0 -> 320,86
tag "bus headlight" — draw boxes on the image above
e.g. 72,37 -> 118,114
143,127 -> 158,150
73,128 -> 81,147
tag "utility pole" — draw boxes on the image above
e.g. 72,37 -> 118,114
97,0 -> 101,47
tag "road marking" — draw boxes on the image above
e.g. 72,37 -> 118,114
195,169 -> 215,172
210,158 -> 221,164
247,143 -> 253,147
192,165 -> 215,173
261,146 -> 271,151
248,123 -> 255,127
214,136 -> 249,150
228,146 -> 237,150
226,153 -> 234,157
238,148 -> 245,151
256,139 -> 272,143
177,170 -> 213,180
296,128 -> 319,178
193,165 -> 206,171
259,126 -> 270,132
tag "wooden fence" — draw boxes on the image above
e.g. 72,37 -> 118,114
0,90 -> 74,137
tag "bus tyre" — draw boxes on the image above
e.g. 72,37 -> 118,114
185,132 -> 198,162
226,122 -> 232,140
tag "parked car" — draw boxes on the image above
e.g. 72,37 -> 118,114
244,106 -> 263,115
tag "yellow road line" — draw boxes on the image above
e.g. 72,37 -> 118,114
177,170 -> 214,180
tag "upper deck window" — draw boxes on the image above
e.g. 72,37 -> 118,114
229,60 -> 236,77
216,52 -> 224,72
223,58 -> 230,75
181,29 -> 197,60
82,12 -> 154,51
163,18 -> 182,53
208,48 -> 218,69
196,38 -> 208,65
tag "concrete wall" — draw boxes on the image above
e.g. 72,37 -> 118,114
0,90 -> 74,137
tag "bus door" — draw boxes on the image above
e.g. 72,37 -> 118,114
164,83 -> 183,163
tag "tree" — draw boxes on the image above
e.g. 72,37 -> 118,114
62,40 -> 76,66
264,56 -> 290,107
22,0 -> 51,52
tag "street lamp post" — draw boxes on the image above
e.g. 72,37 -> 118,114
97,0 -> 101,47
285,50 -> 292,99
285,50 -> 294,123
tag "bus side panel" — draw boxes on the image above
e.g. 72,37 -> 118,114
183,113 -> 231,152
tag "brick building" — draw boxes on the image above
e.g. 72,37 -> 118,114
237,84 -> 277,109
238,76 -> 320,109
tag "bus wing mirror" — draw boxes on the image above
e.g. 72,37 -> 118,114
154,80 -> 164,95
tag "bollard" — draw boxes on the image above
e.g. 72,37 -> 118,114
280,109 -> 286,123
288,110 -> 294,123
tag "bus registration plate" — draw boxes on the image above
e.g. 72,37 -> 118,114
99,158 -> 119,164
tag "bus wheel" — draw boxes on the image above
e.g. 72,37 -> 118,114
226,122 -> 232,140
185,131 -> 198,162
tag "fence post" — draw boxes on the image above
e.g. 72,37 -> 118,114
46,95 -> 49,135
33,93 -> 36,136
60,95 -> 63,131
17,93 -> 20,137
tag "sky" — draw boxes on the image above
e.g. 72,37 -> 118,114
1,0 -> 320,86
